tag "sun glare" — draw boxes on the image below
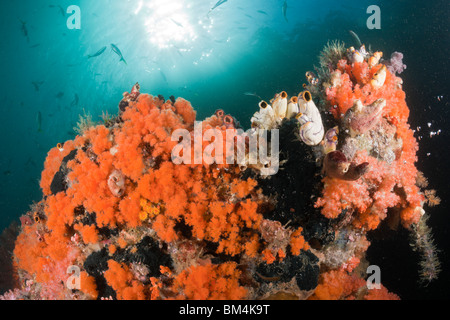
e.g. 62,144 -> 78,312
141,0 -> 198,49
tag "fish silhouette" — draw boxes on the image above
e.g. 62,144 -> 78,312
111,44 -> 127,65
88,46 -> 107,59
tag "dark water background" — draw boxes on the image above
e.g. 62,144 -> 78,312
0,0 -> 448,299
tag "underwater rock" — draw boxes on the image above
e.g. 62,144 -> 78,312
302,214 -> 335,248
83,235 -> 172,299
255,250 -> 319,291
1,41 -> 439,301
112,236 -> 172,277
250,118 -> 336,249
83,248 -> 117,299
340,118 -> 402,164
252,118 -> 322,224
49,149 -> 77,195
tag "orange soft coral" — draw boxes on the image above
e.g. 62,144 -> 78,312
135,139 -> 265,257
311,269 -> 399,300
103,260 -> 146,300
40,140 -> 76,196
13,221 -> 80,299
290,227 -> 309,255
326,61 -> 407,122
320,55 -> 425,229
79,271 -> 98,299
311,270 -> 365,300
172,262 -> 247,300
364,285 -> 400,300
315,177 -> 372,220
316,147 -> 424,230
74,224 -> 99,244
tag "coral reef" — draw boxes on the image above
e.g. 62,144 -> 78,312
0,40 -> 440,300
313,43 -> 440,286
3,89 -> 312,300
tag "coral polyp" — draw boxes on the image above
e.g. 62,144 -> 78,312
0,40 -> 440,300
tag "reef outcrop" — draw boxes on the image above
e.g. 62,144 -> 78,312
0,41 -> 440,300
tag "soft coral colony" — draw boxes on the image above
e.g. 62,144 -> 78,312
1,41 -> 440,300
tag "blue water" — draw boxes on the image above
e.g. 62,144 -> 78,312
0,0 -> 449,298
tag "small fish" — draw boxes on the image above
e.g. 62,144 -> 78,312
49,5 -> 65,17
3,170 -> 11,176
37,111 -> 42,132
71,93 -> 79,107
29,43 -> 40,48
178,85 -> 190,92
244,92 -> 263,100
282,0 -> 288,22
25,157 -> 37,167
87,46 -> 107,59
19,19 -> 29,42
111,44 -> 127,65
160,70 -> 168,84
58,5 -> 65,17
32,81 -> 44,92
208,0 -> 228,15
170,18 -> 183,28
55,92 -> 64,99
257,10 -> 268,15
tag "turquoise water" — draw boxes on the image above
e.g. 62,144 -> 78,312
0,0 -> 449,298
